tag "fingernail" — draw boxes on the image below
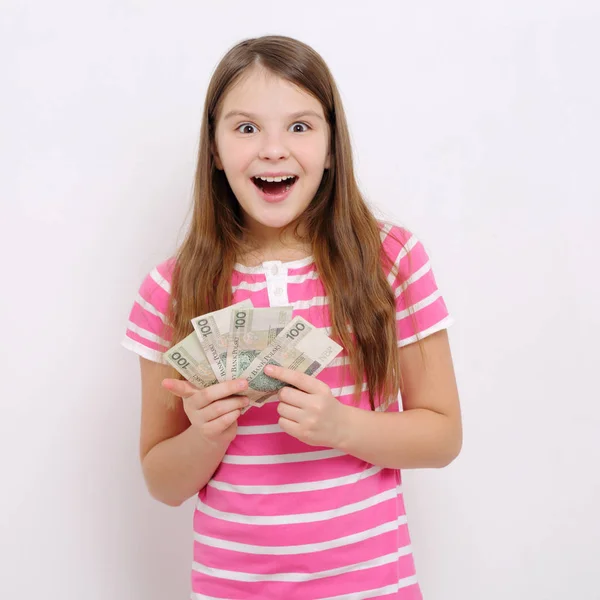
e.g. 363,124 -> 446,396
264,365 -> 274,374
238,379 -> 247,390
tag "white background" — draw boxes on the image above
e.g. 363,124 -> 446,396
1,1 -> 599,598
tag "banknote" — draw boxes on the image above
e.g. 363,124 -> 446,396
239,316 -> 343,411
163,330 -> 218,389
226,306 -> 294,381
191,300 -> 253,382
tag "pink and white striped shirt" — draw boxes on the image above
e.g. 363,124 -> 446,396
122,222 -> 453,599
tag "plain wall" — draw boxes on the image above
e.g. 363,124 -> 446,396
1,1 -> 599,598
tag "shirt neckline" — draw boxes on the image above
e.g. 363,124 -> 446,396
233,255 -> 315,274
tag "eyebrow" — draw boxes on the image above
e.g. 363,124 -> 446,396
223,110 -> 325,122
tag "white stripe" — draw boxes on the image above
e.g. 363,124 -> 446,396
190,573 -> 418,600
334,382 -> 367,397
379,221 -> 394,242
231,280 -> 267,293
236,423 -> 283,435
318,574 -> 419,600
386,234 -> 418,286
121,336 -> 167,364
221,448 -> 345,465
288,270 -> 320,284
293,295 -> 329,310
195,485 -> 401,525
150,266 -> 171,294
376,395 -> 400,412
126,319 -> 170,347
394,259 -> 430,295
397,288 -> 441,319
329,354 -> 349,368
192,547 -> 409,582
135,292 -> 167,323
194,516 -> 408,555
207,464 -> 383,494
234,255 -> 314,274
398,315 -> 455,347
317,325 -> 334,336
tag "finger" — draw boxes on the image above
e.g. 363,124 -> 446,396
203,396 -> 249,422
278,386 -> 309,409
264,365 -> 322,394
161,378 -> 200,400
277,399 -> 303,423
164,378 -> 248,408
204,409 -> 241,436
200,378 -> 249,407
278,417 -> 301,439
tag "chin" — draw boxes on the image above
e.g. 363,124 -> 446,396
252,213 -> 297,230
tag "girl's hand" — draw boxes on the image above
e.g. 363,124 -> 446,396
161,378 -> 249,444
264,364 -> 348,449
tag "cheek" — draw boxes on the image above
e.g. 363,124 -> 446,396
296,138 -> 329,173
216,136 -> 253,174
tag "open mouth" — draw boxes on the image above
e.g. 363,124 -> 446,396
251,175 -> 298,197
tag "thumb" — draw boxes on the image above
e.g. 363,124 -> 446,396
161,378 -> 198,399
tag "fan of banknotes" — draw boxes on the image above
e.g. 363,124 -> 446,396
163,300 -> 343,413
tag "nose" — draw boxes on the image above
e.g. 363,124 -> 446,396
258,131 -> 290,161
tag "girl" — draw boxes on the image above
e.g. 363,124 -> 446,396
122,35 -> 462,600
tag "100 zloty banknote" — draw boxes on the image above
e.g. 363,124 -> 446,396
239,316 -> 343,411
191,300 -> 252,382
226,306 -> 294,380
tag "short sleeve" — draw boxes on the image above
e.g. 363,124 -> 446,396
380,223 -> 454,347
121,259 -> 175,363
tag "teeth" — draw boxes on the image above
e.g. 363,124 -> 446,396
256,175 -> 295,182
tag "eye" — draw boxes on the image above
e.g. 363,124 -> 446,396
236,123 -> 257,134
289,122 -> 309,133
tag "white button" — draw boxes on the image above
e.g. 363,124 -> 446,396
271,265 -> 279,276
274,287 -> 283,296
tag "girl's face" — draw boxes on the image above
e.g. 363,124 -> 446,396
213,67 -> 330,243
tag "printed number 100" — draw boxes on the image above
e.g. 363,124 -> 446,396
170,352 -> 189,369
285,322 -> 306,340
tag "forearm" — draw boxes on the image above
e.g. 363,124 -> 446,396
142,426 -> 228,506
337,406 -> 462,469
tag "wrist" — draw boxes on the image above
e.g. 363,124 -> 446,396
186,423 -> 230,454
334,403 -> 359,453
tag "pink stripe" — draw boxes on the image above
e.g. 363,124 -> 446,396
202,469 -> 393,516
399,270 -> 440,310
138,273 -> 170,314
155,257 -> 176,281
232,287 -> 270,307
398,296 -> 449,341
226,431 -> 330,457
128,303 -> 172,341
396,241 -> 428,281
288,278 -> 327,304
191,555 -> 418,598
290,304 -> 330,329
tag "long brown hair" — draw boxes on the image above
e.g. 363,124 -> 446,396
166,35 -> 415,410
